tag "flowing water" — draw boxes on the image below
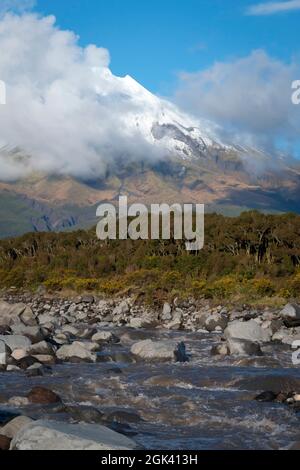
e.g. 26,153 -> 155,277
1,328 -> 300,449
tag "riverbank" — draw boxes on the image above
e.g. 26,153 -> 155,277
0,293 -> 300,450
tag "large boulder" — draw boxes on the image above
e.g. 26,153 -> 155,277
131,339 -> 189,362
11,325 -> 44,344
0,416 -> 33,439
28,341 -> 55,356
56,342 -> 96,363
224,320 -> 271,344
0,335 -> 31,352
10,420 -> 140,450
0,301 -> 26,326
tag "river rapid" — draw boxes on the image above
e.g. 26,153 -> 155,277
1,327 -> 300,450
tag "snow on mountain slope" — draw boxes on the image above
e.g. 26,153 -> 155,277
92,67 -> 234,160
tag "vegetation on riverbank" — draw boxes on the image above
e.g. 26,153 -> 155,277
0,211 -> 300,306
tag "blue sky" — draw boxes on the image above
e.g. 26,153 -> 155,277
32,0 -> 300,94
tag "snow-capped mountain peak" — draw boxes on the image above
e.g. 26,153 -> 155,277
92,67 -> 232,160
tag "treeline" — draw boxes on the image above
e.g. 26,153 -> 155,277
1,211 -> 300,304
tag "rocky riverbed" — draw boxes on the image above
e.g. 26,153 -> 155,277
1,293 -> 300,450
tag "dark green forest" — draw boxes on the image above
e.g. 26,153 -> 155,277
1,211 -> 300,305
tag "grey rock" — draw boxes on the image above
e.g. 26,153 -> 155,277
0,301 -> 26,326
280,303 -> 300,320
224,320 -> 271,344
92,331 -> 119,344
56,342 -> 96,363
161,303 -> 172,321
19,307 -> 37,327
205,313 -> 228,332
129,317 -> 155,329
0,340 -> 11,365
280,303 -> 300,327
1,416 -> 33,439
28,341 -> 55,356
8,396 -> 30,407
0,335 -> 31,352
10,325 -> 44,343
131,339 -> 188,362
227,338 -> 262,356
81,295 -> 95,304
113,301 -> 130,316
211,343 -> 229,356
10,420 -> 140,450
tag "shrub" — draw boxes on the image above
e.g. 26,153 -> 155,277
250,278 -> 275,296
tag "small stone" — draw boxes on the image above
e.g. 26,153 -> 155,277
129,317 -> 154,329
0,435 -> 11,450
255,391 -> 278,402
16,356 -> 40,370
8,397 -> 30,407
113,300 -> 130,316
92,331 -> 117,344
27,387 -> 62,405
19,306 -> 37,327
11,349 -> 27,361
211,343 -> 229,356
81,295 -> 94,304
32,354 -> 56,365
6,365 -> 21,372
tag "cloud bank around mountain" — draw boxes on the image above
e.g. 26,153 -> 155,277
0,12 -> 170,181
175,50 -> 300,154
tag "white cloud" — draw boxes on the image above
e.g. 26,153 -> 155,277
174,50 -> 300,152
0,0 -> 36,15
247,0 -> 300,15
0,13 -> 168,181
